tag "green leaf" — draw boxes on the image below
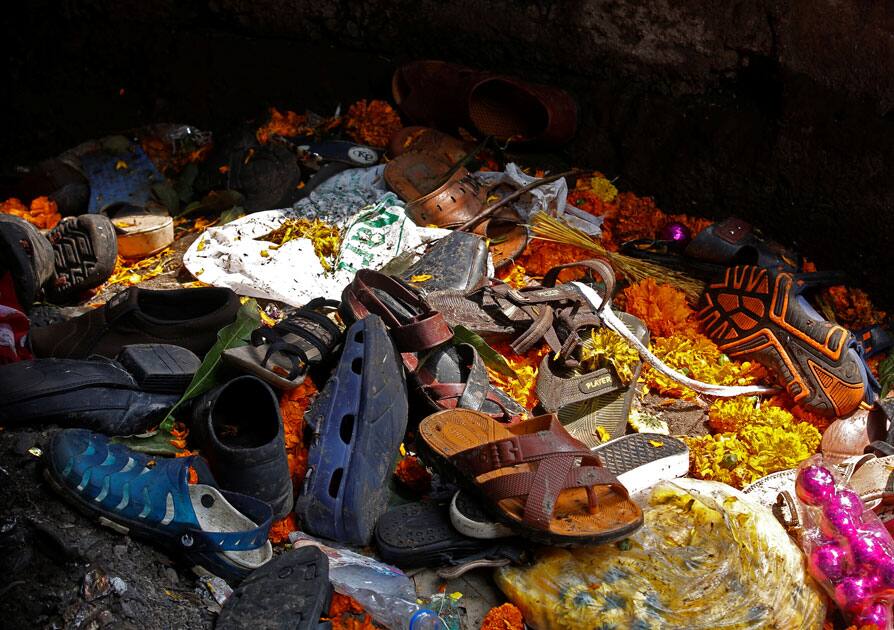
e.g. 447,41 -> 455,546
152,181 -> 180,214
879,353 -> 894,399
174,162 -> 198,203
110,430 -> 185,456
452,325 -> 517,378
164,299 -> 261,421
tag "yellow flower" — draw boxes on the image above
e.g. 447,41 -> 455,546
260,218 -> 341,270
646,333 -> 759,398
578,328 -> 640,383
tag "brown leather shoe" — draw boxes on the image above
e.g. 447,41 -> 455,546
29,286 -> 240,359
392,60 -> 578,146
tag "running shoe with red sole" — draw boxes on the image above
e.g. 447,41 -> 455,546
698,265 -> 877,417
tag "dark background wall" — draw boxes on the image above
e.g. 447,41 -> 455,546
3,0 -> 893,308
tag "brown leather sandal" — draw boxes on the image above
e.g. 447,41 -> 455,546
426,258 -> 614,360
415,343 -> 526,423
384,151 -> 528,268
418,409 -> 643,544
340,269 -> 453,371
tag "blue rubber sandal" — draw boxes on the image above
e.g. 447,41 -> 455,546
295,314 -> 409,545
45,429 -> 273,582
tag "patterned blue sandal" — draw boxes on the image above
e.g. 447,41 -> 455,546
45,429 -> 273,582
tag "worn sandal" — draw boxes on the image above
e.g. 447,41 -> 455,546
294,315 -> 409,545
450,433 -> 688,539
223,298 -> 342,389
340,269 -> 453,371
535,311 -> 649,443
384,151 -> 528,268
699,265 -> 878,417
418,409 -> 643,545
427,258 -> 613,360
45,429 -> 273,582
217,546 -> 332,630
415,343 -> 525,423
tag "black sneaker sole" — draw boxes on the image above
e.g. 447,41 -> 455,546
45,214 -> 117,303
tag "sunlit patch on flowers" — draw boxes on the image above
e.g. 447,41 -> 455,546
622,278 -> 698,338
578,327 -> 640,383
260,218 -> 341,271
486,342 -> 549,411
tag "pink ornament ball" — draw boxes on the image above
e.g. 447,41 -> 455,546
854,600 -> 892,629
660,222 -> 692,249
796,465 -> 837,506
808,543 -> 851,582
825,489 -> 865,520
851,534 -> 893,566
821,507 -> 861,539
835,575 -> 881,611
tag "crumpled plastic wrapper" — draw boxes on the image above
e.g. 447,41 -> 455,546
476,163 -> 603,236
183,191 -> 448,306
290,164 -> 388,224
495,478 -> 826,630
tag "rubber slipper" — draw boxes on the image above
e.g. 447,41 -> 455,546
44,214 -> 118,303
418,409 -> 643,545
294,314 -> 409,545
189,375 -> 294,520
535,311 -> 649,444
223,298 -> 342,390
44,428 -> 273,582
387,126 -> 473,162
0,344 -> 200,435
217,546 -> 332,630
392,60 -> 577,146
449,432 -> 688,539
374,501 -> 522,572
414,342 -> 526,423
699,265 -> 878,417
383,150 -> 527,268
340,269 -> 453,371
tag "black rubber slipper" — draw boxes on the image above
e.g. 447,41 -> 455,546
44,214 -> 118,303
374,501 -> 521,571
216,546 -> 332,630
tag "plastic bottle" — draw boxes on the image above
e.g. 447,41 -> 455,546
289,532 -> 437,629
408,609 -> 444,630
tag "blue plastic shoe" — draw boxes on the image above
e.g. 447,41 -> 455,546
45,429 -> 273,582
295,314 -> 409,545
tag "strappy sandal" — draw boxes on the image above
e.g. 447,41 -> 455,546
45,429 -> 273,582
384,150 -> 528,268
415,343 -> 526,423
417,409 -> 643,545
427,258 -> 614,361
223,298 -> 342,390
340,269 -> 453,371
535,311 -> 649,443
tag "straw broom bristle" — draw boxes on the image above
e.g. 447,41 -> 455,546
530,213 -> 705,302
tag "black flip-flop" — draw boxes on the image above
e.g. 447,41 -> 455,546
44,214 -> 118,303
374,501 -> 522,573
217,546 -> 333,630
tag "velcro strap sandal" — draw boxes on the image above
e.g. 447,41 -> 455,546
418,409 -> 643,545
44,428 -> 273,582
223,298 -> 342,389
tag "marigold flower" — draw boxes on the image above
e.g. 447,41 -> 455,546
622,278 -> 698,338
256,108 -> 315,144
0,196 -> 61,229
481,603 -> 525,630
343,100 -> 403,148
394,455 -> 432,494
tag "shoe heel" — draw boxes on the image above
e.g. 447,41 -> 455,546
116,344 -> 201,393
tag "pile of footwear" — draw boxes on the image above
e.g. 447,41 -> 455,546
1,60 -> 891,630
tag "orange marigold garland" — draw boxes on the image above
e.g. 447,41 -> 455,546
269,379 -> 318,544
622,278 -> 699,338
0,196 -> 61,229
256,108 -> 315,144
515,238 -> 592,278
823,285 -> 887,330
343,100 -> 403,148
324,593 -> 381,630
486,342 -> 549,411
481,603 -> 525,630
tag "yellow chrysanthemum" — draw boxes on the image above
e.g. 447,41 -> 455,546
261,218 -> 341,270
578,327 -> 640,383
